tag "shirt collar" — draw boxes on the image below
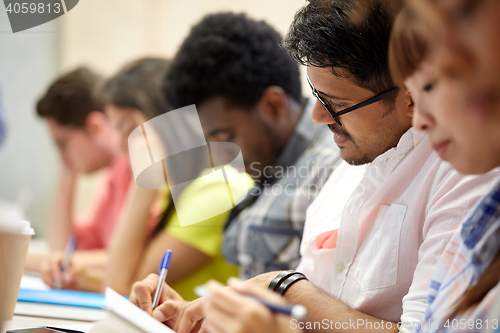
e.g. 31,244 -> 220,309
273,98 -> 317,170
368,127 -> 427,177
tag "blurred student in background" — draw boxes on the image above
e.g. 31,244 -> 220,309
390,0 -> 500,331
163,12 -> 339,280
25,67 -> 132,291
102,57 -> 251,299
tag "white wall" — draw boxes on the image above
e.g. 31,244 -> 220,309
60,0 -> 306,73
0,7 -> 60,237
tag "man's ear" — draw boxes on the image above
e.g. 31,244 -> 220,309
405,89 -> 414,118
256,86 -> 289,122
84,111 -> 108,135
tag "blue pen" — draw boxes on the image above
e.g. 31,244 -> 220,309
194,284 -> 307,319
256,298 -> 307,319
55,236 -> 77,289
152,249 -> 173,309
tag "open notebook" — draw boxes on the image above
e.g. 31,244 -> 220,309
88,288 -> 174,333
9,288 -> 174,333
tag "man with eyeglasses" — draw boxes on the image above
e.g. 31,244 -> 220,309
129,2 -> 498,332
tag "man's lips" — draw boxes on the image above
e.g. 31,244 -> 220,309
328,124 -> 351,146
334,133 -> 349,146
432,140 -> 450,159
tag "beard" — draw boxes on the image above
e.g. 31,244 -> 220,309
327,123 -> 372,165
328,123 -> 353,142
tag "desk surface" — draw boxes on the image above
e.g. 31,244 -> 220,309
3,315 -> 92,333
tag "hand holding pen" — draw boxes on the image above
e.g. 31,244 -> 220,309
54,236 -> 77,289
202,279 -> 307,333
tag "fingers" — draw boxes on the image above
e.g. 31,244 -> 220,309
61,266 -> 83,289
205,281 -> 264,319
152,299 -> 183,323
130,274 -> 158,315
203,281 -> 297,333
203,298 -> 238,333
50,253 -> 63,286
174,297 -> 206,333
40,252 -> 65,288
129,273 -> 186,318
204,286 -> 273,333
40,260 -> 54,287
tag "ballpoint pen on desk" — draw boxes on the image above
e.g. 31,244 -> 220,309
54,236 -> 77,289
194,284 -> 307,320
152,249 -> 173,309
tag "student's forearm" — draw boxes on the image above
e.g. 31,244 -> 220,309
48,167 -> 77,251
248,272 -> 398,333
73,250 -> 108,269
79,267 -> 107,293
106,185 -> 157,295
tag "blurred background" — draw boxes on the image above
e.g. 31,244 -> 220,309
0,0 -> 308,237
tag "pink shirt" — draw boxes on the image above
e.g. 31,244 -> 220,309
297,128 -> 500,332
74,155 -> 133,250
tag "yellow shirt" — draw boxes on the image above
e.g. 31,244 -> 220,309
165,166 -> 253,300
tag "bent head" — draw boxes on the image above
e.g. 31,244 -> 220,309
102,58 -> 171,154
37,67 -> 118,173
46,112 -> 117,173
283,0 -> 412,165
163,13 -> 303,179
390,3 -> 500,174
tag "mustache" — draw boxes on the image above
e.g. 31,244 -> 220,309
328,123 -> 352,141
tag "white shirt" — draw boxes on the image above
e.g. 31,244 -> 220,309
297,128 -> 500,332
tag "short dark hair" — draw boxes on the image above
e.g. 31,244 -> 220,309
36,67 -> 104,127
101,57 -> 171,120
283,0 -> 397,97
164,12 -> 302,110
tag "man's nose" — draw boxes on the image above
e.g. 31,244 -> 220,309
311,99 -> 335,125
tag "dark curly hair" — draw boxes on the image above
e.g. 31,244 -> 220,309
164,12 -> 302,110
36,67 -> 104,127
283,0 -> 398,99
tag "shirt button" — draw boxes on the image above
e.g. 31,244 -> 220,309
336,263 -> 345,272
304,239 -> 310,246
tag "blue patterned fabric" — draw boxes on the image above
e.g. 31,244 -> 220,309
415,178 -> 500,333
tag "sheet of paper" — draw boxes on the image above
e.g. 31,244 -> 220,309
103,288 -> 175,333
20,275 -> 50,291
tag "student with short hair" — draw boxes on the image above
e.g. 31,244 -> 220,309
26,67 -> 132,291
163,12 -> 340,281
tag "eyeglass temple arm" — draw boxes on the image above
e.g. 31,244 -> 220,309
335,87 -> 399,117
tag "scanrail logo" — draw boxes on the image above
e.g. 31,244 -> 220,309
128,105 -> 250,227
3,0 -> 79,33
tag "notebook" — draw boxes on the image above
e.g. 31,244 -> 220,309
88,288 -> 175,333
17,289 -> 105,309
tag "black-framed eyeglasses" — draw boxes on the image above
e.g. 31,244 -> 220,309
307,75 -> 399,127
